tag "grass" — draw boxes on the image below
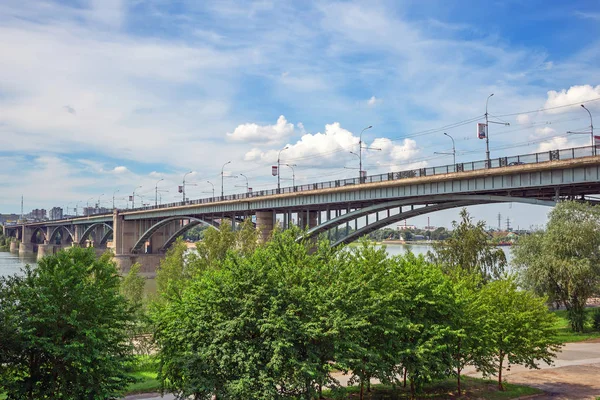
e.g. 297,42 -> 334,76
122,355 -> 161,395
322,376 -> 541,399
551,308 -> 600,343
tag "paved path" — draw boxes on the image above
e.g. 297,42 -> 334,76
123,342 -> 600,400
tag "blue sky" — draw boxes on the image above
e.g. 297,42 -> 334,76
1,0 -> 599,228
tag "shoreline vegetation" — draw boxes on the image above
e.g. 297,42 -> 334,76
2,204 -> 600,399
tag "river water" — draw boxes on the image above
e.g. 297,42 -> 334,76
0,244 -> 512,295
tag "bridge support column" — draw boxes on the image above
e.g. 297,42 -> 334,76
298,211 -> 318,230
9,240 -> 18,252
256,211 -> 275,243
37,244 -> 56,260
19,242 -> 35,255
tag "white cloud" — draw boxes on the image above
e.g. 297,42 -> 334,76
516,114 -> 530,124
367,96 -> 382,107
112,166 -> 129,174
243,122 -> 420,173
544,85 -> 600,113
537,136 -> 568,152
534,127 -> 555,137
227,115 -> 295,144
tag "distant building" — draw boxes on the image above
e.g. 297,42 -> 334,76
83,206 -> 110,216
0,214 -> 20,224
29,209 -> 47,221
396,224 -> 417,231
50,207 -> 63,220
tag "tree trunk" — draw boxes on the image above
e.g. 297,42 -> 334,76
318,383 -> 323,399
457,366 -> 462,396
498,352 -> 504,391
360,379 -> 364,400
410,380 -> 416,400
367,380 -> 371,392
403,368 -> 407,388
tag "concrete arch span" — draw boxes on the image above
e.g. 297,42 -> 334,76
49,226 -> 75,244
78,223 -> 113,245
131,217 -> 219,253
303,194 -> 556,241
30,227 -> 47,244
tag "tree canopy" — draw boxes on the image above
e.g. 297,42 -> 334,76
512,201 -> 600,332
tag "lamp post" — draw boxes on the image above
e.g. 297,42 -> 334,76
206,181 -> 215,198
277,147 -> 289,191
75,202 -> 80,217
358,125 -> 372,181
485,94 -> 493,164
86,197 -> 94,215
221,161 -> 231,197
284,164 -> 297,187
582,105 -> 595,155
132,185 -> 142,208
239,173 -> 249,192
97,194 -> 104,211
155,178 -> 164,206
182,171 -> 192,203
112,189 -> 119,210
434,132 -> 456,165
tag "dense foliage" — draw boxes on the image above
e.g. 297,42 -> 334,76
513,201 -> 600,332
0,247 -> 134,399
429,209 -> 506,281
153,216 -> 560,399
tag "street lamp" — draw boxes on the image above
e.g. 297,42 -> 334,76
434,132 -> 456,165
132,185 -> 142,208
112,189 -> 119,210
582,105 -> 595,155
155,178 -> 164,206
277,147 -> 289,191
238,173 -> 249,192
206,181 -> 215,198
221,161 -> 231,197
485,94 -> 493,164
75,202 -> 80,217
86,197 -> 94,215
284,164 -> 297,187
182,171 -> 193,203
358,125 -> 372,181
97,193 -> 104,210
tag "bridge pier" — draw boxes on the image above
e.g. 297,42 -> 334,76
9,240 -> 18,253
37,244 -> 56,260
113,254 -> 164,277
19,242 -> 36,255
256,211 -> 275,243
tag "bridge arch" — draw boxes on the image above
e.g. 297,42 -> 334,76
49,226 -> 75,244
30,227 -> 47,244
78,223 -> 113,245
298,195 -> 556,246
100,229 -> 113,245
131,217 -> 219,253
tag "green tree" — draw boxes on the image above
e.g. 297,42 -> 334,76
477,279 -> 562,390
0,247 -> 134,399
429,208 -> 506,281
154,229 -> 338,399
155,237 -> 190,300
513,201 -> 600,332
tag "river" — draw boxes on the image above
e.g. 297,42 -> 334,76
0,244 -> 513,295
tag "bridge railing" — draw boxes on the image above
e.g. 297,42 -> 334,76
47,145 -> 596,218
129,145 -> 598,212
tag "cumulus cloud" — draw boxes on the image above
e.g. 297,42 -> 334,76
367,96 -> 382,107
227,115 -> 295,144
243,122 -> 420,172
544,85 -> 600,113
534,127 -> 555,136
112,166 -> 129,174
516,114 -> 530,124
537,136 -> 568,152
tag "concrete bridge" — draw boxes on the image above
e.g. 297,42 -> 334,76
4,145 -> 600,276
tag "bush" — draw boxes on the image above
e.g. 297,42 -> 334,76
592,308 -> 600,332
0,247 -> 134,399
